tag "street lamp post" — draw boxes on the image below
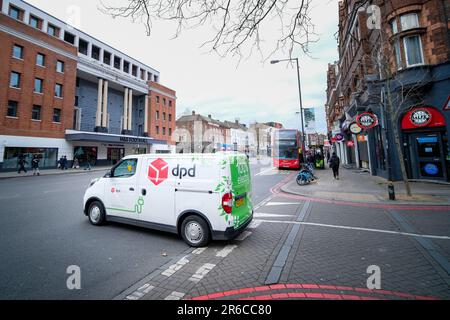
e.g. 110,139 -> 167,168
271,58 -> 306,162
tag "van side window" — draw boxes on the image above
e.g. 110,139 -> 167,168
112,159 -> 138,178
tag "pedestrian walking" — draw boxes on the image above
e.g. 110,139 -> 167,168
329,152 -> 340,180
84,155 -> 92,171
31,155 -> 40,176
63,156 -> 68,170
17,155 -> 28,174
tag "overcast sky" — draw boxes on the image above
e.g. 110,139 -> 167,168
28,0 -> 339,134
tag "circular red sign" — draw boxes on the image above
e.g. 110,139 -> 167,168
357,112 -> 379,130
409,108 -> 432,127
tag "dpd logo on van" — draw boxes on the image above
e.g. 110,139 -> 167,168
148,158 -> 169,186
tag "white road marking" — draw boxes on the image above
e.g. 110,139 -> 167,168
161,256 -> 190,277
255,219 -> 450,240
254,213 -> 294,219
124,283 -> 155,300
192,248 -> 207,255
248,221 -> 262,229
235,231 -> 252,241
216,245 -> 238,258
265,202 -> 299,207
165,291 -> 185,300
255,167 -> 276,176
189,263 -> 216,282
138,283 -> 155,294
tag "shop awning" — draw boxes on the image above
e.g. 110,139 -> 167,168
65,130 -> 167,145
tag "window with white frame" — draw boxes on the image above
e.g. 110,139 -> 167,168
403,35 -> 424,67
393,40 -> 402,69
390,19 -> 398,35
400,13 -> 420,31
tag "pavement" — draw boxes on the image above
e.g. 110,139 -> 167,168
0,166 -> 111,180
281,166 -> 450,206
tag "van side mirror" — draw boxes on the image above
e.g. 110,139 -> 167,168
104,170 -> 112,178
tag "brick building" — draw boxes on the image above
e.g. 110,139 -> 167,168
0,0 -> 176,171
326,0 -> 450,182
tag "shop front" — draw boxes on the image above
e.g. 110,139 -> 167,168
401,107 -> 449,181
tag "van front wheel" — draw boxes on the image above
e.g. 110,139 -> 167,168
181,216 -> 210,247
88,201 -> 106,226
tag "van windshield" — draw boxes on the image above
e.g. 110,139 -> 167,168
112,159 -> 138,178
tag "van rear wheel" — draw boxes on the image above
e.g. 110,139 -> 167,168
181,216 -> 210,247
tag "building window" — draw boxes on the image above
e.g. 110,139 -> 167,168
36,53 -> 46,67
163,127 -> 166,135
56,60 -> 65,73
393,40 -> 402,69
163,112 -> 166,121
103,51 -> 111,65
34,78 -> 43,93
12,44 -> 23,59
78,39 -> 88,55
156,111 -> 159,120
10,72 -> 21,88
400,13 -> 420,31
53,108 -> 62,123
29,15 -> 42,29
114,56 -> 121,69
404,35 -> 424,67
9,6 -> 22,20
91,45 -> 100,60
163,98 -> 166,106
64,31 -> 75,44
132,65 -> 138,77
156,126 -> 160,134
154,75 -> 159,83
148,72 -> 153,81
169,100 -> 172,107
156,96 -> 160,103
140,69 -> 146,80
390,19 -> 398,35
169,114 -> 172,122
47,24 -> 59,37
75,96 -> 79,107
55,84 -> 63,98
32,105 -> 41,120
169,128 -> 172,136
7,101 -> 18,117
123,61 -> 130,73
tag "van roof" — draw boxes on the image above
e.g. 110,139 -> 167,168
122,152 -> 246,160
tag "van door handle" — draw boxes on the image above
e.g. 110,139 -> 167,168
129,187 -> 135,191
142,189 -> 147,196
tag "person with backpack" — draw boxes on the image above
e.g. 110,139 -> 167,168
32,155 -> 40,176
329,152 -> 341,180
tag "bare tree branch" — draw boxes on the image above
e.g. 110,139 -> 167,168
99,0 -> 316,59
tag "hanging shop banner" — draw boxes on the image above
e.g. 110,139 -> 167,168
356,112 -> 379,130
401,107 -> 446,130
334,133 -> 344,142
349,122 -> 363,135
357,135 -> 367,142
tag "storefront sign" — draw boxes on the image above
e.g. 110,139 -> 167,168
410,108 -> 432,127
401,107 -> 446,130
357,135 -> 367,142
356,112 -> 379,130
423,163 -> 439,176
120,137 -> 148,144
349,122 -> 363,135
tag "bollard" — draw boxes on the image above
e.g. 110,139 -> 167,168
388,183 -> 396,201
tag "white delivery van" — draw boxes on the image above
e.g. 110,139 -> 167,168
83,153 -> 253,247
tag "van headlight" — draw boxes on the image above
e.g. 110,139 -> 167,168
89,178 -> 99,188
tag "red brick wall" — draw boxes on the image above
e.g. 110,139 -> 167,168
148,81 -> 176,144
0,14 -> 77,139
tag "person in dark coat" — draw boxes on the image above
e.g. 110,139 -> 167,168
18,155 -> 28,174
32,155 -> 40,176
329,152 -> 341,180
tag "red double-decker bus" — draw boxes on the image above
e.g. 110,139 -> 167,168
273,129 -> 302,169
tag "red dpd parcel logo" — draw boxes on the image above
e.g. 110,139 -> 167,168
148,158 -> 169,186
